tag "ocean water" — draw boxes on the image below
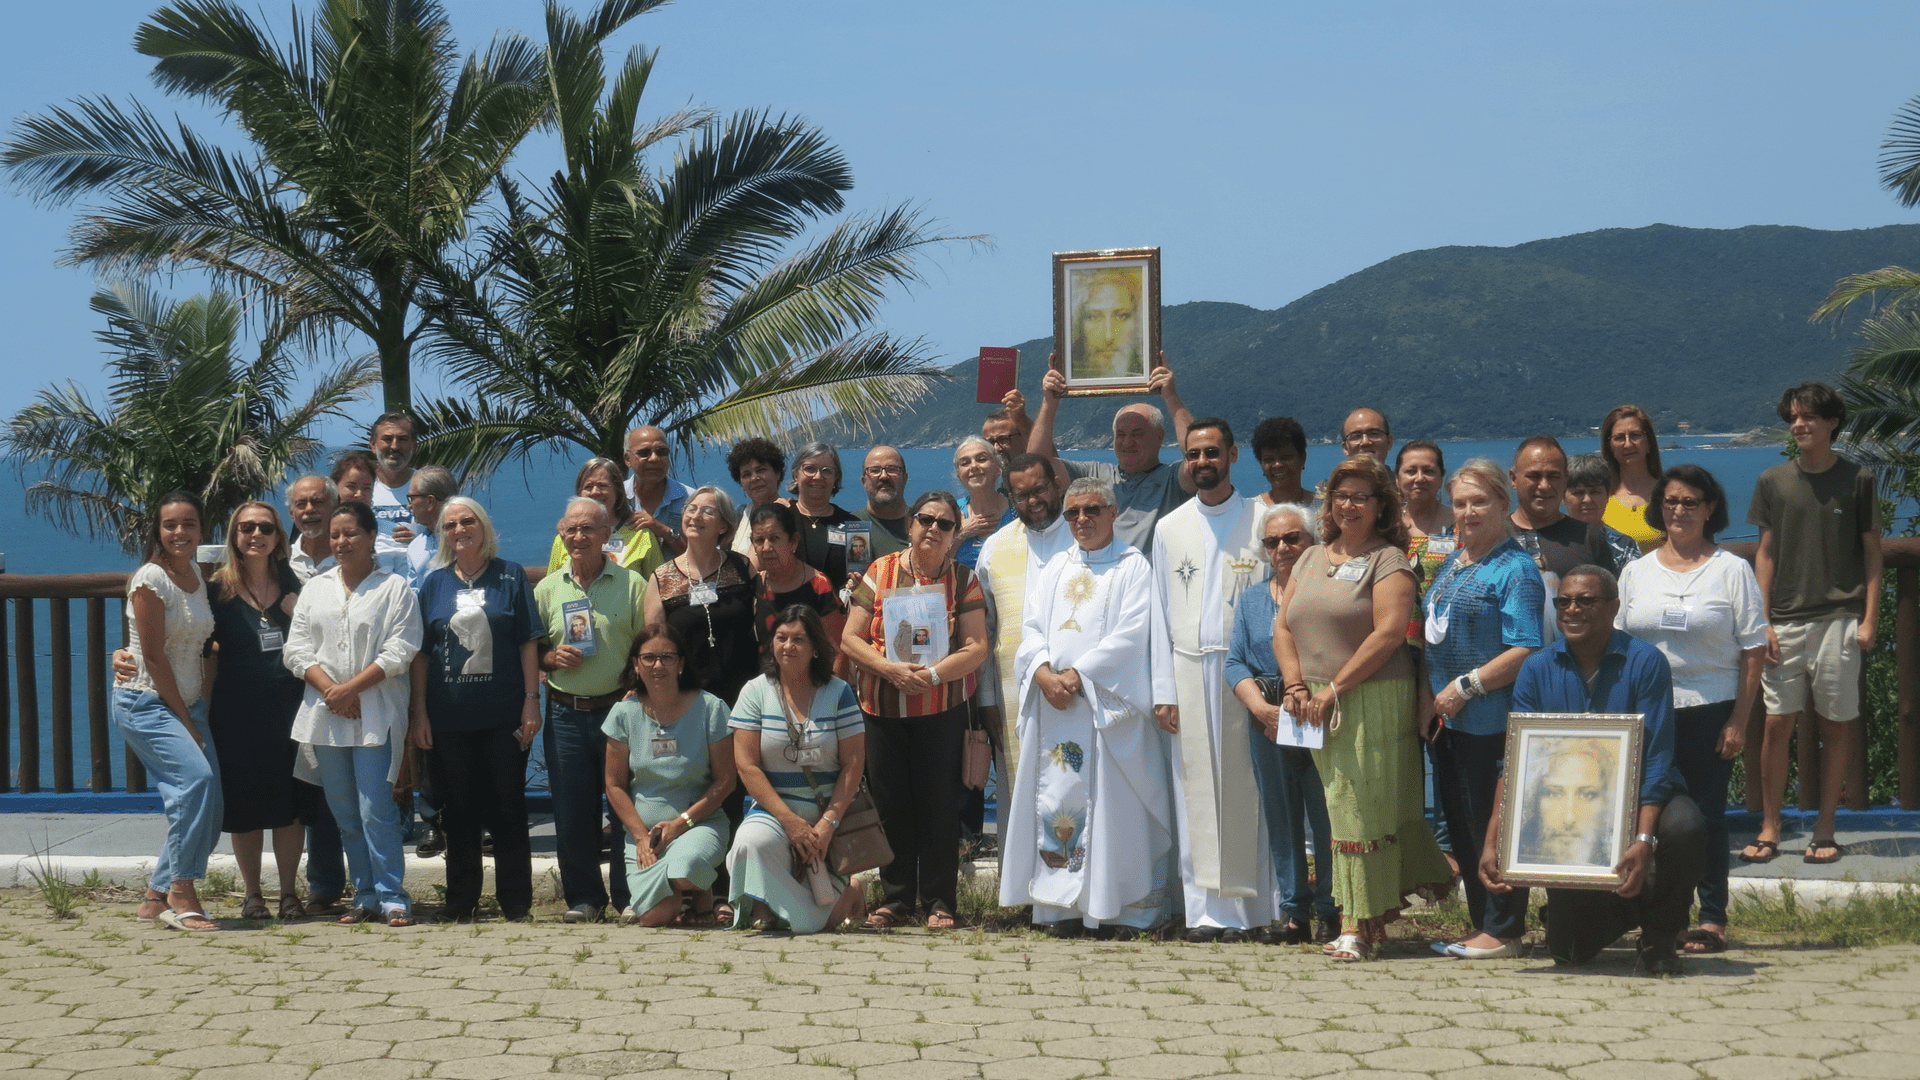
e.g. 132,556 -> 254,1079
0,436 -> 1795,789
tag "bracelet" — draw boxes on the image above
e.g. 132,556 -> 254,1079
824,816 -> 842,829
1467,668 -> 1486,697
679,812 -> 695,828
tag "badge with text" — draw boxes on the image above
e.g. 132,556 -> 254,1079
689,581 -> 719,607
1333,556 -> 1370,582
650,733 -> 678,757
256,616 -> 285,653
1660,607 -> 1690,632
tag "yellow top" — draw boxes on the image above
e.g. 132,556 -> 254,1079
1603,495 -> 1664,554
545,524 -> 666,582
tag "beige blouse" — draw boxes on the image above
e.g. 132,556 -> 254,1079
1282,544 -> 1415,686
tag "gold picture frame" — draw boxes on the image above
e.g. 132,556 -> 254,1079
1496,712 -> 1645,890
1052,247 -> 1161,396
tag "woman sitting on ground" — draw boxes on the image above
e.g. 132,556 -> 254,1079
727,606 -> 869,932
602,624 -> 738,926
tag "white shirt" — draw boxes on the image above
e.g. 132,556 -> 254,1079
1616,547 -> 1768,708
285,565 -> 422,751
404,532 -> 439,587
288,539 -> 336,584
124,562 -> 214,704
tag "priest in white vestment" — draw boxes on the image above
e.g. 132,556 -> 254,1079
1150,419 -> 1277,941
1001,478 -> 1174,934
974,455 -> 1074,793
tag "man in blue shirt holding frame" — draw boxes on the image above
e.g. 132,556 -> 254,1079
1479,564 -> 1707,975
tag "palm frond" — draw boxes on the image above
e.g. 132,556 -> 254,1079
1881,94 -> 1920,209
682,333 -> 948,445
1813,266 -> 1920,323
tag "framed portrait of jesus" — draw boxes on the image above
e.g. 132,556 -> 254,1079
1052,247 -> 1160,396
1496,712 -> 1645,889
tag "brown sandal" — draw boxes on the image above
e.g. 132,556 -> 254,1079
241,894 -> 271,921
925,909 -> 958,931
862,905 -> 910,930
277,895 -> 305,921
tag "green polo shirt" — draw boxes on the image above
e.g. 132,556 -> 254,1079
534,558 -> 649,698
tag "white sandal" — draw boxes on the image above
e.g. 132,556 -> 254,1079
1327,933 -> 1371,962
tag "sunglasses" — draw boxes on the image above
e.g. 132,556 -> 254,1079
1261,532 -> 1307,549
1662,496 -> 1705,511
1551,595 -> 1609,610
912,512 -> 957,532
235,521 -> 278,535
628,446 -> 670,459
1184,446 -> 1225,461
1062,506 -> 1109,521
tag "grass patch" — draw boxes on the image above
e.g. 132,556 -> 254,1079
1729,881 -> 1920,947
25,849 -> 85,919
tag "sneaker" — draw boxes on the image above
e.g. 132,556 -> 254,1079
618,906 -> 642,925
562,903 -> 604,924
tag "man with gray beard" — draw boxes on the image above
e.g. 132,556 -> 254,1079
854,446 -> 912,560
286,475 -> 339,583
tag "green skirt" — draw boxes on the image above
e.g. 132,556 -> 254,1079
1308,677 -> 1453,923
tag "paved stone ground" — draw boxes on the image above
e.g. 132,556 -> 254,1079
2,891 -> 1920,1080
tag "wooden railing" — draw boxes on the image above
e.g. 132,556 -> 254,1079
5,544 -> 1920,805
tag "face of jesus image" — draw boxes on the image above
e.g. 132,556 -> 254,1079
1521,738 -> 1617,867
1070,267 -> 1144,380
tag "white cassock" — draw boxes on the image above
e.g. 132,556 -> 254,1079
999,539 -> 1174,929
1151,492 -> 1276,929
974,514 -> 1074,792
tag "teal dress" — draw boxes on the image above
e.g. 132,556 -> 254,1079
602,692 -> 735,915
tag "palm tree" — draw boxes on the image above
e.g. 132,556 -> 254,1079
1,0 -> 665,413
413,6 -> 975,475
1812,93 -> 1920,495
2,284 -> 377,554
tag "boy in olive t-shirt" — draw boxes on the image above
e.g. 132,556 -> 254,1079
1744,382 -> 1882,867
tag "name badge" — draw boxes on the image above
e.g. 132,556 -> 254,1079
1333,557 -> 1369,582
603,535 -> 626,557
1425,537 -> 1456,556
796,745 -> 826,769
455,588 -> 487,610
827,529 -> 848,549
650,735 -> 679,757
257,624 -> 285,652
1660,607 -> 1690,632
689,582 -> 719,607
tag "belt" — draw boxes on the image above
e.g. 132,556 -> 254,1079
549,689 -> 625,712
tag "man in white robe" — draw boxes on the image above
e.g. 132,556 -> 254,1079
1150,418 -> 1276,942
974,454 -> 1074,793
1001,478 -> 1174,935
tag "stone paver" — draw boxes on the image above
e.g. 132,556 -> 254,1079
0,890 -> 1917,1079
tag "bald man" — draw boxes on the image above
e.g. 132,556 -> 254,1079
1029,352 -> 1195,557
1339,408 -> 1393,464
622,425 -> 691,557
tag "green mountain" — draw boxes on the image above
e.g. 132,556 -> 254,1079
842,222 -> 1918,447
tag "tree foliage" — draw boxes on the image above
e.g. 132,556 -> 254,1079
2,284 -> 377,553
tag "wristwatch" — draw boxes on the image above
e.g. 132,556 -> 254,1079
1633,832 -> 1659,850
926,667 -> 943,686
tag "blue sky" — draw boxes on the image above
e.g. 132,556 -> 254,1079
4,0 -> 1920,430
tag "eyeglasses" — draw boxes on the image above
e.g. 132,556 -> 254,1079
561,525 -> 610,538
1328,491 -> 1374,506
634,653 -> 683,666
1662,496 -> 1705,511
1009,484 -> 1052,502
1062,506 -> 1109,521
798,464 -> 838,479
985,434 -> 1019,449
235,521 -> 278,535
1342,428 -> 1388,444
407,492 -> 439,504
1552,595 -> 1610,610
627,446 -> 670,459
864,465 -> 905,478
1611,429 -> 1648,444
1184,446 -> 1225,461
911,512 -> 957,532
684,504 -> 723,519
1261,532 -> 1307,549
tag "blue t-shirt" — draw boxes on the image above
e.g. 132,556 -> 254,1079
729,674 -> 864,814
1225,578 -> 1281,687
1511,631 -> 1684,808
418,558 -> 540,731
1423,539 -> 1547,736
954,497 -> 1018,571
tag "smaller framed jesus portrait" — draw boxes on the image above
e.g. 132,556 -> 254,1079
1496,713 -> 1644,889
1053,247 -> 1160,395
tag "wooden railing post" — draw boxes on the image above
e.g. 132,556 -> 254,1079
13,599 -> 38,793
1741,697 -> 1765,813
87,597 -> 110,793
49,598 -> 73,793
0,597 -> 9,794
1901,568 -> 1919,810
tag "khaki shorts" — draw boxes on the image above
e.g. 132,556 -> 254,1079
1761,615 -> 1862,721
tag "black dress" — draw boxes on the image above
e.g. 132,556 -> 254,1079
206,564 -> 320,833
792,503 -> 863,588
654,551 -> 761,706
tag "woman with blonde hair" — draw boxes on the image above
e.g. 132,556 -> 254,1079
1601,405 -> 1665,554
206,499 -> 319,921
1272,457 -> 1452,961
1420,459 -> 1546,959
953,437 -> 1015,570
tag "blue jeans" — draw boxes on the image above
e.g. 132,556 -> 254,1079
313,740 -> 409,915
304,793 -> 347,899
113,689 -> 222,893
1671,700 -> 1737,927
1430,728 -> 1528,939
1247,723 -> 1338,925
544,701 -> 629,913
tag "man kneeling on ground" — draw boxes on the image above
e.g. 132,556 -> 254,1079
1478,565 -> 1706,975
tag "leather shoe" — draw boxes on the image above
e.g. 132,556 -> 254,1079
1046,920 -> 1086,939
1220,928 -> 1252,944
1314,919 -> 1341,946
1182,925 -> 1223,943
416,822 -> 446,859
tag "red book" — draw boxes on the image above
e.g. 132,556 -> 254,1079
975,347 -> 1019,404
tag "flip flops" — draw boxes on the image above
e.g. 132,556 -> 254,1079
1804,839 -> 1846,864
1679,928 -> 1727,954
157,909 -> 218,932
1739,839 -> 1780,863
